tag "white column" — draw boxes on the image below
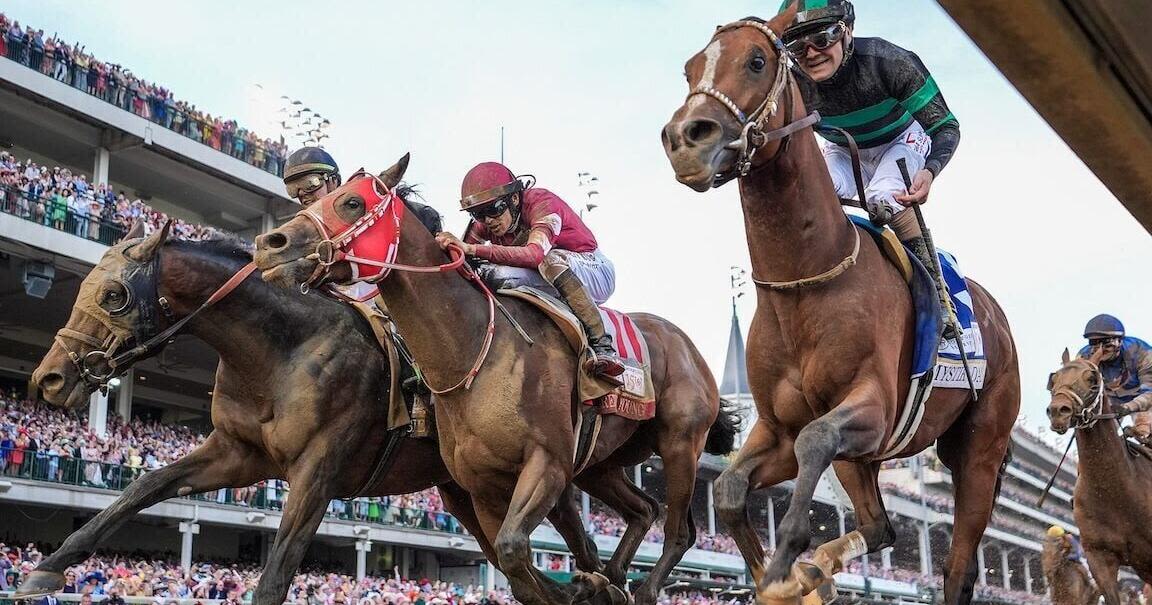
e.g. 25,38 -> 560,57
178,521 -> 199,573
918,525 -> 931,577
836,506 -> 846,537
93,147 -> 110,185
707,480 -> 716,535
88,390 -> 108,437
581,491 -> 591,530
261,212 -> 276,234
355,540 -> 372,580
881,547 -> 892,570
485,562 -> 496,590
634,465 -> 642,488
977,545 -> 987,586
1001,549 -> 1011,590
115,369 -> 133,422
400,547 -> 411,579
1024,556 -> 1033,594
767,499 -> 777,551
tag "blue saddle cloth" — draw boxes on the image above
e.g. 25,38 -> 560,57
848,215 -> 983,383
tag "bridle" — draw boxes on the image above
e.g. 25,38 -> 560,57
294,171 -> 497,394
1051,360 -> 1113,430
687,19 -> 821,186
54,245 -> 257,394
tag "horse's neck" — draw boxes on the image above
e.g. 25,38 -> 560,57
160,249 -> 299,371
1075,414 -> 1129,485
738,88 -> 854,287
374,216 -> 494,391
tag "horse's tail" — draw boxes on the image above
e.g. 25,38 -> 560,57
704,397 -> 742,455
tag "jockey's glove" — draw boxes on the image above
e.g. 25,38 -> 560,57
1113,401 -> 1141,417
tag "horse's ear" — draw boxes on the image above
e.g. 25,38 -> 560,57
1062,348 -> 1071,365
378,153 -> 411,190
768,1 -> 799,36
125,220 -> 172,263
124,219 -> 145,241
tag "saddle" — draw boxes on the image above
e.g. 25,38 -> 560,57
348,299 -> 433,437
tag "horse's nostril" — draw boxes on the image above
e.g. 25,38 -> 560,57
40,372 -> 65,393
683,119 -> 721,146
264,232 -> 288,251
1058,405 -> 1072,417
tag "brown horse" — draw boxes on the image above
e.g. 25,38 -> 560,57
17,228 -> 603,605
1042,533 -> 1099,605
252,156 -> 738,605
660,9 -> 1020,605
1048,349 -> 1152,605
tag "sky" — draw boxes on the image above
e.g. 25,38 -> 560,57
6,0 -> 1151,446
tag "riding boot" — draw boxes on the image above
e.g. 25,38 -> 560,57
552,269 -> 626,379
906,236 -> 958,341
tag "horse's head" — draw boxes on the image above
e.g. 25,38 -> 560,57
661,5 -> 801,191
254,155 -> 413,292
1047,347 -> 1107,434
32,221 -> 173,408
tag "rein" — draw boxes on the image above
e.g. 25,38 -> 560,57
688,19 -> 820,186
55,258 -> 258,393
294,174 -> 497,394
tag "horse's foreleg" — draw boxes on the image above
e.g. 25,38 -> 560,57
714,420 -> 798,584
546,484 -> 604,577
251,462 -> 334,605
1085,550 -> 1122,605
492,449 -> 577,605
16,433 -> 268,598
574,465 -> 659,589
439,481 -> 503,568
630,437 -> 705,605
758,403 -> 885,602
812,461 -> 894,572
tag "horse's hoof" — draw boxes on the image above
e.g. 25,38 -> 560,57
757,578 -> 804,605
572,571 -> 611,592
792,561 -> 827,594
14,570 -> 66,598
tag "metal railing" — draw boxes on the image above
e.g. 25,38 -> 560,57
0,184 -> 127,245
1,43 -> 285,177
0,446 -> 464,534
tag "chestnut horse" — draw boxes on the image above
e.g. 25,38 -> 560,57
252,156 -> 738,605
1041,533 -> 1099,605
1048,350 -> 1152,605
661,9 -> 1019,605
18,228 -> 603,605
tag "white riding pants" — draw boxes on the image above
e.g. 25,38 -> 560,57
823,121 -> 931,218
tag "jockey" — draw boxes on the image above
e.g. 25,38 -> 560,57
1078,314 -> 1152,444
434,162 -> 626,380
778,0 -> 959,284
1046,526 -> 1084,563
282,147 -> 342,205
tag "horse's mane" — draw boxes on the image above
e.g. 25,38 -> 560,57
168,233 -> 254,262
395,183 -> 444,234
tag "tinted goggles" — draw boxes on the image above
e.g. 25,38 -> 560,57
1088,337 -> 1121,347
784,22 -> 847,56
467,198 -> 512,221
285,174 -> 327,199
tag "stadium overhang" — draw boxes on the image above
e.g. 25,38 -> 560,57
937,0 -> 1152,232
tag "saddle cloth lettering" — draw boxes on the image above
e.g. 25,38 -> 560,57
498,286 -> 656,421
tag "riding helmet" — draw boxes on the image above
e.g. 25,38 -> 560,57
283,146 -> 341,184
1083,314 -> 1125,339
778,0 -> 856,30
459,162 -> 531,212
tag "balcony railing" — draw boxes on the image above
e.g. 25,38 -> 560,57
2,44 -> 285,177
0,446 -> 464,534
0,184 -> 127,245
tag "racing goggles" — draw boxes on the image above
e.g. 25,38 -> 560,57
468,198 -> 512,221
1088,336 -> 1122,348
285,173 -> 329,200
784,22 -> 847,56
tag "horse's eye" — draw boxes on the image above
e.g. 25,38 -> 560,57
346,199 -> 362,211
99,281 -> 131,314
749,56 -> 767,73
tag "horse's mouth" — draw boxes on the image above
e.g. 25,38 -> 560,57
1050,422 -> 1070,435
670,146 -> 737,192
259,256 -> 317,289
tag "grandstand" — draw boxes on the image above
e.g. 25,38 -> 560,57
0,11 -> 1106,605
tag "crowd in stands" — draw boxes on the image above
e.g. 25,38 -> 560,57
584,506 -> 740,556
0,14 -> 287,177
0,151 -> 223,244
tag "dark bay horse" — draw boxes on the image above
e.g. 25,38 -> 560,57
1042,533 -> 1099,605
252,156 -> 738,605
1048,349 -> 1152,605
660,9 -> 1020,605
18,226 -> 601,605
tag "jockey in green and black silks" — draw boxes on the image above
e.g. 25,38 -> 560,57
778,0 -> 960,280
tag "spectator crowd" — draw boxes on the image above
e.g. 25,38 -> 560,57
1,14 -> 287,177
1,151 -> 224,244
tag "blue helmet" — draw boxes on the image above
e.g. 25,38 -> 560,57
1083,314 -> 1124,339
283,146 -> 340,184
